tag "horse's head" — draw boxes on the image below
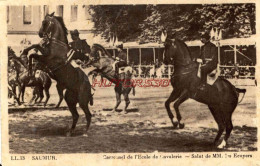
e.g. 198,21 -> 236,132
161,32 -> 176,65
39,12 -> 68,43
161,31 -> 192,66
39,12 -> 55,38
89,44 -> 109,63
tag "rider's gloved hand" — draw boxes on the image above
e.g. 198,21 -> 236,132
196,58 -> 203,63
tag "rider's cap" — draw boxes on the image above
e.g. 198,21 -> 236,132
201,32 -> 210,40
116,43 -> 123,49
70,29 -> 79,35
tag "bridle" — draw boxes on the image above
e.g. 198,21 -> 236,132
42,16 -> 68,49
42,17 -> 54,39
33,17 -> 67,75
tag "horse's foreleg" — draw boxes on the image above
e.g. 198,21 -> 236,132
173,89 -> 189,129
55,83 -> 64,108
64,90 -> 79,137
165,89 -> 181,128
113,87 -> 121,112
43,88 -> 50,107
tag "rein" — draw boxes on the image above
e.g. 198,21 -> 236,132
51,37 -> 68,49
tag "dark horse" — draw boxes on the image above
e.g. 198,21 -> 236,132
9,57 -> 52,106
162,35 -> 246,148
32,60 -> 65,108
88,44 -> 135,113
22,13 -> 93,136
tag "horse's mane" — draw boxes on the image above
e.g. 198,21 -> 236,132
55,16 -> 68,35
175,39 -> 192,57
93,44 -> 113,57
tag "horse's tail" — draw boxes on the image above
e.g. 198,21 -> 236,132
235,88 -> 246,104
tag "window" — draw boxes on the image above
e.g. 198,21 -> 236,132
7,6 -> 9,24
57,5 -> 63,17
23,6 -> 32,24
84,5 -> 91,20
71,5 -> 78,22
44,5 -> 49,16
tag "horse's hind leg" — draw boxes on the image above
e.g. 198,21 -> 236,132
29,88 -> 37,105
78,83 -> 92,136
173,89 -> 189,129
20,85 -> 25,102
217,103 -> 237,148
64,90 -> 79,137
38,86 -> 44,103
165,89 -> 182,128
208,105 -> 225,146
113,86 -> 122,112
55,83 -> 64,108
43,78 -> 52,107
122,89 -> 131,114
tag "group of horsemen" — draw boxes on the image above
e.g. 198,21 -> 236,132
10,29 -> 218,95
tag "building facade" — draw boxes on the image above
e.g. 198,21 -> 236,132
7,5 -> 97,52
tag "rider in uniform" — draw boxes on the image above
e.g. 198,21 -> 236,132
197,32 -> 218,90
69,29 -> 91,64
115,43 -> 128,76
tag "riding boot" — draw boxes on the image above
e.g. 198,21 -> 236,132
198,70 -> 207,91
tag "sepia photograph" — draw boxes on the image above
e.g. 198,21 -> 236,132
2,1 -> 259,165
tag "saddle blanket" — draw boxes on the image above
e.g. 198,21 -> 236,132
112,61 -> 133,74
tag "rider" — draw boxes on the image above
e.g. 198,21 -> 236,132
69,29 -> 91,65
115,43 -> 128,76
197,32 -> 218,90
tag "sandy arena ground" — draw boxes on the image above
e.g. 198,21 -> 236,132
8,78 -> 257,153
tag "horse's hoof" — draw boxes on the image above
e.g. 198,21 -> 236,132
179,123 -> 185,129
172,122 -> 178,129
217,140 -> 226,149
66,131 -> 72,137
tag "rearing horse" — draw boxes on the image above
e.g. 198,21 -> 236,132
22,13 -> 93,136
162,34 -> 246,148
88,44 -> 135,113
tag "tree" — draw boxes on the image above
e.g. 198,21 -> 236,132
89,5 -> 147,41
89,4 -> 255,43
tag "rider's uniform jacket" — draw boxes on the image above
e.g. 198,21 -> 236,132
69,39 -> 91,55
199,41 -> 218,67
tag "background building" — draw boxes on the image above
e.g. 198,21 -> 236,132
7,5 -> 103,54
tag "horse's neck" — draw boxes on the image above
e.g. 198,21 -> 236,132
15,62 -> 27,74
